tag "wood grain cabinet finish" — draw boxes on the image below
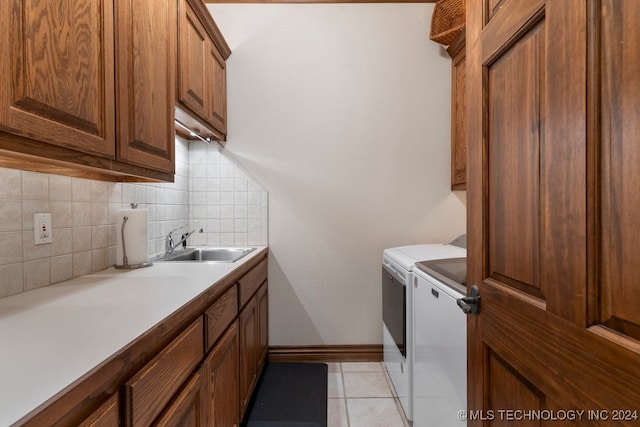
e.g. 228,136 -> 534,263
205,320 -> 240,427
205,284 -> 238,352
115,0 -> 175,174
239,295 -> 258,416
177,0 -> 230,142
207,40 -> 227,136
239,281 -> 268,418
78,394 -> 119,427
0,0 -> 175,180
0,0 -> 115,158
257,284 -> 269,369
154,371 -> 206,427
124,318 -> 204,427
238,257 -> 268,309
179,0 -> 211,122
447,31 -> 466,191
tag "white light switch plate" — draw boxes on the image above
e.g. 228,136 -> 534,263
34,213 -> 52,245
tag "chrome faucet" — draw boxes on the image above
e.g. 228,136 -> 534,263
165,226 -> 203,255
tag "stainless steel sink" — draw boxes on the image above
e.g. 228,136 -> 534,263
158,247 -> 256,263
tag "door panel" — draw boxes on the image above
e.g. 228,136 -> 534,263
116,0 -> 175,173
487,19 -> 543,297
206,321 -> 239,427
0,0 -> 115,157
487,350 -> 543,427
239,297 -> 258,415
468,0 -> 640,425
179,0 -> 209,121
599,0 -> 640,343
208,42 -> 226,134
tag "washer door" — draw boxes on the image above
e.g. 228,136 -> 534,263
382,265 -> 406,357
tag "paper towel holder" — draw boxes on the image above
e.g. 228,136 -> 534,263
115,204 -> 153,270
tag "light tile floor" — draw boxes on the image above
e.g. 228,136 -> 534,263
326,362 -> 409,427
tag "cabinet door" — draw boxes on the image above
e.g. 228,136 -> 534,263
0,0 -> 115,157
115,0 -> 175,174
205,321 -> 239,427
178,0 -> 209,122
124,319 -> 204,427
79,394 -> 119,427
207,41 -> 227,136
154,371 -> 205,427
239,297 -> 258,415
448,33 -> 466,191
256,283 -> 268,369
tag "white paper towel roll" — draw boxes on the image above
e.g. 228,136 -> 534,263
114,208 -> 149,266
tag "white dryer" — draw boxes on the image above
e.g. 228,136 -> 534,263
382,240 -> 466,421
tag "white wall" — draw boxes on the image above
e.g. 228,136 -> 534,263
208,4 -> 466,345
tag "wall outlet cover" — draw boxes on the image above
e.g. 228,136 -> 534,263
34,213 -> 52,245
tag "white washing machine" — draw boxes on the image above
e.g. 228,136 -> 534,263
382,240 -> 466,421
412,258 -> 467,426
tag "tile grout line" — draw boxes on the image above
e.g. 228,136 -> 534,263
381,362 -> 410,427
340,363 -> 351,427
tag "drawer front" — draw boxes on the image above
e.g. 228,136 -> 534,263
238,257 -> 267,309
205,284 -> 238,352
79,394 -> 119,427
124,318 -> 204,426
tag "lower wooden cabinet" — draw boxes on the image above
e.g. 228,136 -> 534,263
257,284 -> 269,369
205,321 -> 240,426
239,295 -> 258,414
78,395 -> 119,427
16,250 -> 268,427
239,281 -> 268,417
124,319 -> 204,426
155,372 -> 206,427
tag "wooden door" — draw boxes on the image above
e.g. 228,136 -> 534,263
178,0 -> 210,122
207,40 -> 227,136
0,0 -> 115,158
78,395 -> 119,427
257,283 -> 269,369
115,0 -> 175,174
205,321 -> 239,427
239,296 -> 258,416
467,0 -> 640,425
154,372 -> 205,427
448,32 -> 466,191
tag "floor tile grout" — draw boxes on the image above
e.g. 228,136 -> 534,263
327,362 -> 406,427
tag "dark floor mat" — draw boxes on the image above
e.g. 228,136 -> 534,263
242,362 -> 328,427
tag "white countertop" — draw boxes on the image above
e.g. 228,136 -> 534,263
0,247 -> 267,426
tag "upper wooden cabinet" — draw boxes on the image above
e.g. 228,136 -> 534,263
115,0 -> 176,174
447,31 -> 466,191
0,0 -> 116,158
0,0 -> 175,181
176,0 -> 230,143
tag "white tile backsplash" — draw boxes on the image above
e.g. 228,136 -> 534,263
189,141 -> 268,248
0,138 -> 268,299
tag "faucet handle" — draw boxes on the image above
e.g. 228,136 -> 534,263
167,224 -> 188,237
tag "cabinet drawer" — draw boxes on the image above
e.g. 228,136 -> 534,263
205,284 -> 238,352
78,394 -> 118,427
238,257 -> 267,309
124,318 -> 204,426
